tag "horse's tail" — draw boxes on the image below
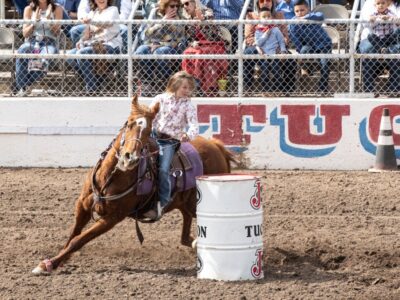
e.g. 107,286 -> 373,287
211,138 -> 239,172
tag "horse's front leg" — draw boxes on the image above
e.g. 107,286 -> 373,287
63,197 -> 92,249
32,216 -> 122,275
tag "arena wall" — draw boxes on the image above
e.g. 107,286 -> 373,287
1,97 -> 399,170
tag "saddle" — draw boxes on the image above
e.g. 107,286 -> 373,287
137,142 -> 203,196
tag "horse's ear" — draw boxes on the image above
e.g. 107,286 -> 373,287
150,102 -> 160,117
131,94 -> 138,107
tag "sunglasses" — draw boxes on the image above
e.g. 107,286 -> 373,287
182,1 -> 192,6
169,4 -> 179,8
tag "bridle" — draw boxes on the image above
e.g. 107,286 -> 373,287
91,117 -> 156,207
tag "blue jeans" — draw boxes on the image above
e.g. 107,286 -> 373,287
243,46 -> 297,92
300,45 -> 331,92
66,45 -> 120,92
359,35 -> 400,93
16,40 -> 58,90
69,24 -> 86,47
135,44 -> 184,80
11,0 -> 27,17
156,138 -> 177,208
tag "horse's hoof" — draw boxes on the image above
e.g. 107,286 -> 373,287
191,239 -> 197,249
32,259 -> 53,276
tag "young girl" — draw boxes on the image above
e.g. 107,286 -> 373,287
144,71 -> 199,220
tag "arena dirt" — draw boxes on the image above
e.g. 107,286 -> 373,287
0,168 -> 399,299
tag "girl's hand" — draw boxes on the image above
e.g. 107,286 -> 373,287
34,8 -> 42,21
82,17 -> 91,24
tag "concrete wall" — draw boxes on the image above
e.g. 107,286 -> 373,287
1,97 -> 400,169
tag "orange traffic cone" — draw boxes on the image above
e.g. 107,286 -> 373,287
369,108 -> 399,172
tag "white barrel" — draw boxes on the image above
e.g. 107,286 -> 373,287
196,174 -> 263,281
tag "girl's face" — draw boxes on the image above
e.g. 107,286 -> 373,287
175,79 -> 193,98
376,0 -> 389,13
95,0 -> 108,10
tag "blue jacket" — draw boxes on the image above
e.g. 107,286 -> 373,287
288,12 -> 332,52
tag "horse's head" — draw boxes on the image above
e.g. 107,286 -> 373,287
116,95 -> 159,171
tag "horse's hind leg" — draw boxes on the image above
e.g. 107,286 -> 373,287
180,208 -> 194,248
32,216 -> 122,274
178,190 -> 197,248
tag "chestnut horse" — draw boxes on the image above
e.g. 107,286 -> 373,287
32,95 -> 237,275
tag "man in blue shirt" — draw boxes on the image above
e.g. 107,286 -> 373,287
289,0 -> 332,93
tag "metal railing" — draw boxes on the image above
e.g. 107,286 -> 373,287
1,1 -> 399,98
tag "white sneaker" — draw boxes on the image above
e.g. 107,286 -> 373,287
16,88 -> 28,97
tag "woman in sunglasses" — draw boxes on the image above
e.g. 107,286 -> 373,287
135,0 -> 187,95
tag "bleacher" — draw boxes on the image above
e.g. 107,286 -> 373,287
0,0 -> 397,98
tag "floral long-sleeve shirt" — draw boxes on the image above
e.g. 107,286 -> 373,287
150,93 -> 199,140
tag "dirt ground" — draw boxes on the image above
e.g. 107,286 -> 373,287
0,168 -> 399,300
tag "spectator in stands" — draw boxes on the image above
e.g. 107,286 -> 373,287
181,0 -> 219,43
289,0 -> 332,93
14,0 -> 63,96
253,10 -> 288,94
275,0 -> 295,19
200,0 -> 244,53
134,0 -> 187,95
359,0 -> 400,94
66,0 -> 122,93
365,0 -> 399,53
69,0 -> 131,53
255,11 -> 287,54
244,0 -> 297,95
358,0 -> 400,53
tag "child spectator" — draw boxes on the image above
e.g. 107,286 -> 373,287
255,10 -> 287,54
254,10 -> 288,95
366,0 -> 399,53
289,0 -> 332,93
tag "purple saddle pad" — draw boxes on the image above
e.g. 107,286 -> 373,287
137,142 -> 203,195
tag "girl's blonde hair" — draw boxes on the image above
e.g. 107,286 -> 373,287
166,71 -> 196,94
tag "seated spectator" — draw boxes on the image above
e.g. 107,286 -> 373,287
365,0 -> 399,53
255,11 -> 287,54
181,0 -> 228,95
14,0 -> 63,96
200,0 -> 243,53
359,0 -> 400,94
244,0 -> 297,95
289,0 -> 332,93
134,0 -> 187,94
275,0 -> 295,19
69,0 -> 131,54
181,0 -> 219,43
66,0 -> 122,93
